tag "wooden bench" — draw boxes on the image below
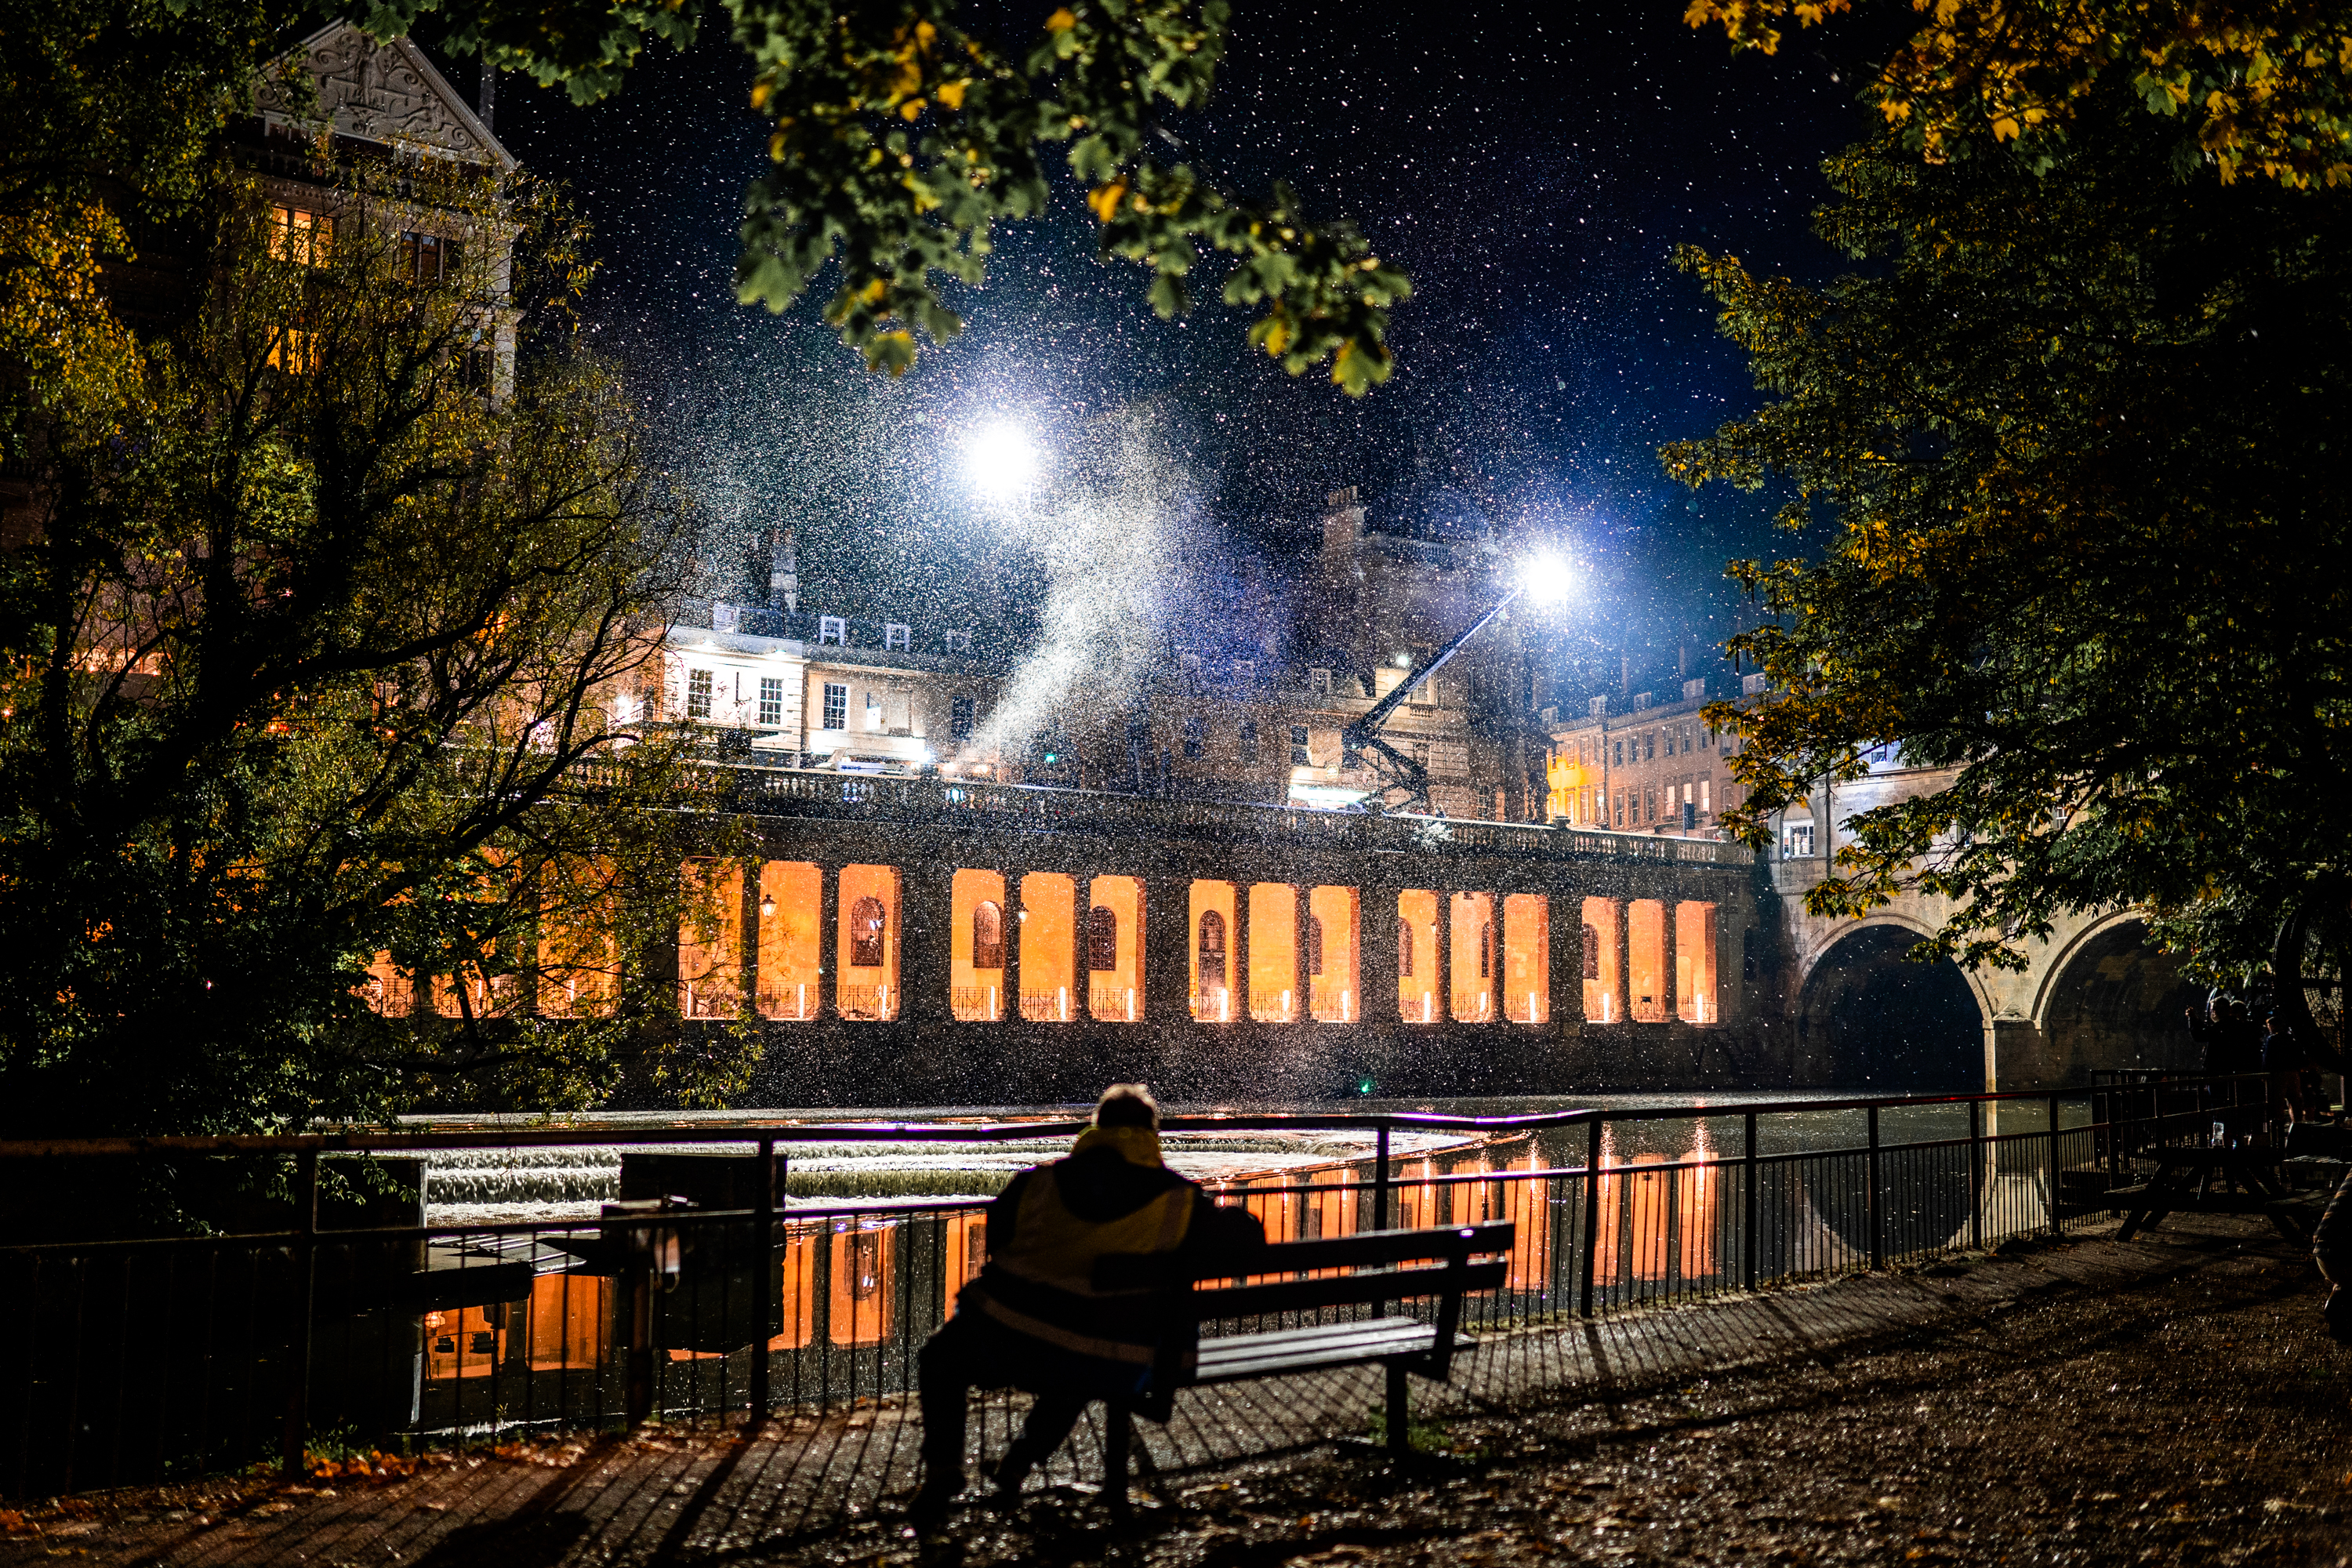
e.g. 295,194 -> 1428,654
1085,1222 -> 1514,1505
2111,1145 -> 2304,1243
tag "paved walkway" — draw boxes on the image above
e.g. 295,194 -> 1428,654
0,1211 -> 2330,1566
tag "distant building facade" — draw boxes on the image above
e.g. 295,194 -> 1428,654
659,488 -> 1551,819
1542,673 -> 1766,837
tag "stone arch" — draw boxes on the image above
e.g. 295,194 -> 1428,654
1793,916 -> 1991,1091
2024,914 -> 2201,1083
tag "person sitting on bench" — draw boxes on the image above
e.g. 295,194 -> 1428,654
910,1083 -> 1265,1529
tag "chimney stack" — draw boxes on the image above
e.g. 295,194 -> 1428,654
768,526 -> 798,612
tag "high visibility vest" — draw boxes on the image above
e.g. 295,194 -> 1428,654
968,1127 -> 1195,1367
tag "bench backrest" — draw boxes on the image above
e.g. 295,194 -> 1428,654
1097,1223 -> 1515,1386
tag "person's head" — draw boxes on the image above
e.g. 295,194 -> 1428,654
1094,1083 -> 1160,1131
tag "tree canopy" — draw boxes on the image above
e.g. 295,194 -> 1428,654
0,162 -> 754,1136
1686,0 -> 2352,190
5,0 -> 1410,414
1666,93 -> 2352,977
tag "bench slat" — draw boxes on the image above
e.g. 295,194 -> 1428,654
1193,1320 -> 1476,1385
1184,1259 -> 1508,1322
1098,1223 -> 1515,1291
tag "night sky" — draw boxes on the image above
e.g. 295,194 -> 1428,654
434,2 -> 1880,700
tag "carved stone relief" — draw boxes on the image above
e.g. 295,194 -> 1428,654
256,23 -> 512,168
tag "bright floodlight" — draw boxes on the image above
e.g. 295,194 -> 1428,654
964,422 -> 1040,499
1519,551 -> 1574,604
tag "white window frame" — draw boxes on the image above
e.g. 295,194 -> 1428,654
818,615 -> 847,646
943,628 -> 972,654
884,622 -> 911,651
1309,666 -> 1332,697
686,668 -> 713,720
757,675 -> 784,727
822,681 -> 848,731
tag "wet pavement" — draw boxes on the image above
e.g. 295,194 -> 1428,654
6,1210 -> 2347,1566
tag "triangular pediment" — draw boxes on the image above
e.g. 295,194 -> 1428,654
256,21 -> 516,170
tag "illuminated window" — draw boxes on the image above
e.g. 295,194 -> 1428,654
1087,906 -> 1118,972
757,676 -> 783,726
1197,909 -> 1227,989
267,326 -> 320,374
268,206 -> 334,267
972,900 -> 1004,969
849,895 -> 887,967
1582,924 -> 1600,979
822,682 -> 847,730
687,669 -> 713,719
400,231 -> 460,283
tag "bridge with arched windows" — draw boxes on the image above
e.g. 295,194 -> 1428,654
661,768 -> 1766,1105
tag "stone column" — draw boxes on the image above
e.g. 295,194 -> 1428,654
899,863 -> 952,1026
1002,866 -> 1028,1024
1611,896 -> 1632,1028
1433,888 -> 1454,1024
815,862 -> 838,1021
1361,885 -> 1400,1025
1293,881 -> 1316,1024
1661,894 -> 1679,1026
1143,874 -> 1192,1027
1551,887 -> 1584,1025
1233,879 -> 1258,1032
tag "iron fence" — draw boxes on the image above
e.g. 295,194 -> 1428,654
0,1073 -> 2274,1500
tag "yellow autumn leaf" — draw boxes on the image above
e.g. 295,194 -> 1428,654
856,278 -> 887,307
750,79 -> 772,111
1044,7 -> 1076,31
900,98 -> 926,120
1086,181 -> 1127,222
1991,114 -> 2021,140
936,79 -> 967,110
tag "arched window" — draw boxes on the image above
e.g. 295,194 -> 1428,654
1479,922 -> 1494,979
1398,917 -> 1415,978
1198,909 -> 1227,988
1307,915 -> 1325,977
1087,906 -> 1118,972
972,900 -> 1004,970
1582,924 -> 1600,980
849,895 -> 887,967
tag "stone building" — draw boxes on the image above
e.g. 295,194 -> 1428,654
660,488 -> 1552,818
1542,673 -> 1766,836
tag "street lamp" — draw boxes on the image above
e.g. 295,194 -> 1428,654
1339,552 -> 1573,814
961,422 -> 1040,502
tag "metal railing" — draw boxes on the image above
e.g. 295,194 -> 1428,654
0,1074 -> 2274,1500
